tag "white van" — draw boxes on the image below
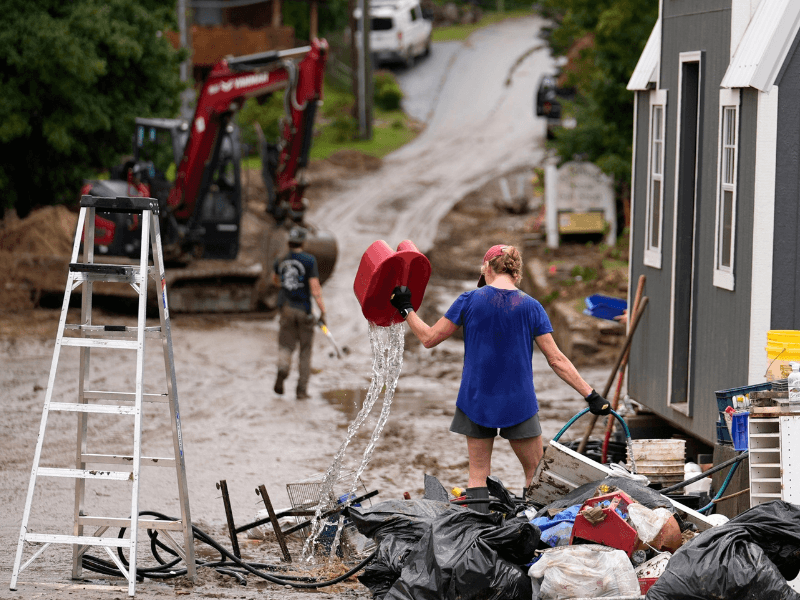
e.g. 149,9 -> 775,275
356,0 -> 433,67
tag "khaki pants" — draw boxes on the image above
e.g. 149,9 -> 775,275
277,305 -> 315,393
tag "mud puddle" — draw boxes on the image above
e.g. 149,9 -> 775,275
322,388 -> 441,419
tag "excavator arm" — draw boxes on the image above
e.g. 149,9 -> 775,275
78,39 -> 335,312
169,39 -> 328,223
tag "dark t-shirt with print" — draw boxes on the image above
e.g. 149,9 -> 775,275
274,251 -> 319,313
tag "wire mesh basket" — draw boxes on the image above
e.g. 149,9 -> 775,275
286,469 -> 368,513
285,470 -> 375,558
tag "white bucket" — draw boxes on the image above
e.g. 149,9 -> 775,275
629,439 -> 686,463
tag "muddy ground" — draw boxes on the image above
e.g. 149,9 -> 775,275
0,16 -> 623,599
0,172 -> 614,600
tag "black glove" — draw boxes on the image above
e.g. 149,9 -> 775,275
390,286 -> 414,319
585,390 -> 611,416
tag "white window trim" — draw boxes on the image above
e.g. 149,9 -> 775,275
644,89 -> 667,268
713,88 -> 740,291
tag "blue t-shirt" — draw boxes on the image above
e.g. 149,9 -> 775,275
274,251 -> 319,313
444,287 -> 553,428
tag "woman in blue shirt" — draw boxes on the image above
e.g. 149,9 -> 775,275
390,244 -> 609,505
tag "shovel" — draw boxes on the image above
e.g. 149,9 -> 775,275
318,319 -> 343,359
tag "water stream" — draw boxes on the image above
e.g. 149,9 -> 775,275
302,322 -> 405,560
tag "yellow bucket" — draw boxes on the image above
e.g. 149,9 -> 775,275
766,330 -> 800,380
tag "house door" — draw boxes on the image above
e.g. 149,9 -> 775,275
670,52 -> 703,413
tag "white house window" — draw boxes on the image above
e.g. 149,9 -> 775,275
714,89 -> 740,290
644,89 -> 667,268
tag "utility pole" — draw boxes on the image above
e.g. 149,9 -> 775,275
355,0 -> 373,139
178,0 -> 195,119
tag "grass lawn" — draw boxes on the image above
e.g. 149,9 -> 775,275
432,9 -> 534,42
310,109 -> 418,160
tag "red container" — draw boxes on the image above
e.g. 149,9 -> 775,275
570,491 -> 639,557
353,240 -> 431,326
639,577 -> 658,594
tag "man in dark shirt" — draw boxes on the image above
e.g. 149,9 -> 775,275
272,227 -> 327,400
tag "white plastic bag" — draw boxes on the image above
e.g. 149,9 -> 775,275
628,503 -> 673,544
245,507 -> 293,540
528,544 -> 640,599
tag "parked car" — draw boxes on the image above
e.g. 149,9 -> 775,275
356,0 -> 433,67
535,73 -> 575,138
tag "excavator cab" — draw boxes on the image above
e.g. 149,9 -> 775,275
134,117 -> 242,261
85,118 -> 244,261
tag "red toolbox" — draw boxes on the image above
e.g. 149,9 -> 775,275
569,491 -> 639,556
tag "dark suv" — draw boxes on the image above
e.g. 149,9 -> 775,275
535,74 -> 574,138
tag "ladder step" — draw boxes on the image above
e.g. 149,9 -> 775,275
83,391 -> 169,403
81,195 -> 159,214
68,266 -> 150,285
38,468 -> 133,481
81,454 -> 175,468
64,324 -> 162,339
25,533 -> 131,548
69,263 -> 135,276
77,516 -> 184,531
61,338 -> 138,350
49,403 -> 137,415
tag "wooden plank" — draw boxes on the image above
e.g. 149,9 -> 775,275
751,391 -> 788,399
752,406 -> 800,416
527,441 -> 612,505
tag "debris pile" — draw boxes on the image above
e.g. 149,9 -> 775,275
346,474 -> 800,600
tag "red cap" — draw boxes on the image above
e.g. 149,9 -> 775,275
477,245 -> 507,287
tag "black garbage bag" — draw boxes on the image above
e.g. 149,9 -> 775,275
535,476 -> 675,518
647,500 -> 800,600
358,535 -> 418,599
385,508 -> 540,600
349,498 -> 455,543
350,499 -> 456,598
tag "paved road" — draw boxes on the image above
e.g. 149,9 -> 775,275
311,15 -> 554,359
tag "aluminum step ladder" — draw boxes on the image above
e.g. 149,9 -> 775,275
10,195 -> 196,596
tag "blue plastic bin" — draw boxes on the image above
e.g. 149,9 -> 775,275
731,412 -> 749,451
583,295 -> 627,320
717,418 -> 732,444
715,383 -> 771,440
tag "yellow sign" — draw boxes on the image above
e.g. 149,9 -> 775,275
558,211 -> 606,234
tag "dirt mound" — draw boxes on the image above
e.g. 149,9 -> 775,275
0,205 -> 78,255
325,149 -> 383,171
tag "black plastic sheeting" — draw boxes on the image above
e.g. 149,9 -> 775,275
349,499 -> 540,600
534,476 -> 676,518
349,499 -> 456,599
647,501 -> 800,600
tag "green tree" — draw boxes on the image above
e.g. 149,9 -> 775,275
0,0 -> 185,216
540,0 -> 657,199
282,0 -> 350,42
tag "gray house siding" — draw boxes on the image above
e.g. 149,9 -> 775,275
629,92 -> 666,416
773,38 -> 800,330
629,0 -> 757,444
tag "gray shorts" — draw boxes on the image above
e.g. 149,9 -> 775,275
449,407 -> 542,440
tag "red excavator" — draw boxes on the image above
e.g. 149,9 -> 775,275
80,39 -> 337,311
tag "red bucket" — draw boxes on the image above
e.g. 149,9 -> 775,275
353,240 -> 431,326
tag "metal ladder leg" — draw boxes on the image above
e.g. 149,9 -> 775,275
72,207 -> 95,579
11,208 -> 87,590
125,209 -> 151,596
150,213 -> 196,580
